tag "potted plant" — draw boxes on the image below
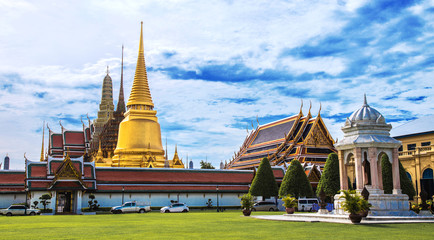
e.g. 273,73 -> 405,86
359,197 -> 372,218
339,190 -> 367,224
239,193 -> 254,216
281,195 -> 297,214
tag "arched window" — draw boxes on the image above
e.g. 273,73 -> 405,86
406,172 -> 412,181
422,168 -> 433,179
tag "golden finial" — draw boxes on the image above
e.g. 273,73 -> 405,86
127,21 -> 154,108
40,121 -> 45,162
106,66 -> 109,75
318,102 -> 322,117
299,99 -> 303,115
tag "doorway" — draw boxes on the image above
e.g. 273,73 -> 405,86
56,191 -> 74,214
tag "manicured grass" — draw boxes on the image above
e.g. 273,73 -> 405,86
0,210 -> 432,239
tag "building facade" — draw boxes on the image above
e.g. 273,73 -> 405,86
391,116 -> 434,200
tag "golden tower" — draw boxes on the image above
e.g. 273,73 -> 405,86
112,22 -> 166,168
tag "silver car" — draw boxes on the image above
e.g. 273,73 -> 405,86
252,201 -> 278,211
160,203 -> 189,213
0,205 -> 41,216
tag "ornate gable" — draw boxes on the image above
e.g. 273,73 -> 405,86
49,154 -> 86,189
305,119 -> 333,147
307,167 -> 321,183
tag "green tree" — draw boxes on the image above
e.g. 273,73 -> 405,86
381,154 -> 416,199
316,153 -> 340,198
39,193 -> 52,210
398,159 -> 416,200
200,160 -> 215,169
279,159 -> 314,198
249,158 -> 278,200
381,154 -> 393,194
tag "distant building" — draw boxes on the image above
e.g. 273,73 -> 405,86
391,115 -> 434,200
226,106 -> 336,170
3,154 -> 9,170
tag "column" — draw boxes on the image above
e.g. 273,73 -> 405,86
338,150 -> 348,190
369,147 -> 379,189
392,149 -> 401,194
378,158 -> 383,190
354,148 -> 363,191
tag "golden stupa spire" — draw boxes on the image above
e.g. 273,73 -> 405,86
127,21 -> 154,108
40,121 -> 45,161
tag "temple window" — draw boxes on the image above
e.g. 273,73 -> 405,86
421,142 -> 431,146
407,144 -> 416,151
398,146 -> 403,152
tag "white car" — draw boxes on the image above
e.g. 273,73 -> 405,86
298,197 -> 319,212
0,205 -> 41,216
160,203 -> 189,213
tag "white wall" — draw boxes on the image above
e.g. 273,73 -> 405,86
81,192 -> 244,208
0,193 -> 26,208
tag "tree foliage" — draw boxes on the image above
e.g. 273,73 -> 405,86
381,154 -> 416,199
316,153 -> 340,197
200,160 -> 215,169
279,159 -> 314,198
39,193 -> 52,210
249,158 -> 278,199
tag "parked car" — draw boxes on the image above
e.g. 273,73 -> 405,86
298,198 -> 319,212
111,201 -> 151,214
0,205 -> 41,216
252,201 -> 278,211
160,203 -> 189,213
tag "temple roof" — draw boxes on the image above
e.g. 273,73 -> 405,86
345,95 -> 385,127
227,109 -> 335,170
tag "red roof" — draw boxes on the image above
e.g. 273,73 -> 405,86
64,131 -> 85,145
52,134 -> 63,148
96,169 -> 253,184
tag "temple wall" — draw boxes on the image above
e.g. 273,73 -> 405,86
0,193 -> 26,208
81,192 -> 243,209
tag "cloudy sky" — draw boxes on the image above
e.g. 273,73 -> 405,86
1,0 -> 433,169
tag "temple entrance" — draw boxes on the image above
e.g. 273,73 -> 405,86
56,191 -> 74,214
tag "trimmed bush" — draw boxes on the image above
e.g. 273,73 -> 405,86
316,153 -> 340,198
279,159 -> 314,198
249,158 -> 278,199
381,154 -> 416,199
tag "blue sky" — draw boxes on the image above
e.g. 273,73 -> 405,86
0,0 -> 433,169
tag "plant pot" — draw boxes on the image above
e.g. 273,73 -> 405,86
360,210 -> 369,218
285,207 -> 295,214
242,209 -> 252,216
349,213 -> 362,224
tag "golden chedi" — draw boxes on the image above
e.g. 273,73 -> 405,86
112,22 -> 181,168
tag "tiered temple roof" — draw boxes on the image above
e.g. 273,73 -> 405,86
226,105 -> 336,170
48,122 -> 92,159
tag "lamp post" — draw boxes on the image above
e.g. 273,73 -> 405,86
216,185 -> 219,212
122,187 -> 125,205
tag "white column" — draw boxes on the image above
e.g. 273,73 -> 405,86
369,147 -> 379,189
355,148 -> 363,191
392,149 -> 402,194
339,151 -> 348,190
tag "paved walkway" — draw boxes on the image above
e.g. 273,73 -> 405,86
252,213 -> 434,224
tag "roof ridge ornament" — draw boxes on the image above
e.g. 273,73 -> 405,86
299,99 -> 303,115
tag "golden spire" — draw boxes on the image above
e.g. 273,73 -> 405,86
127,21 -> 154,108
40,121 -> 45,162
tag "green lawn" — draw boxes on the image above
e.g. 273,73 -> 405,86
0,211 -> 432,239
